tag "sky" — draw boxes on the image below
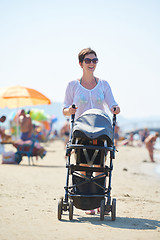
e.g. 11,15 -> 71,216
0,0 -> 160,119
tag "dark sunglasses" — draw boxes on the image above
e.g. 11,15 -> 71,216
83,58 -> 98,64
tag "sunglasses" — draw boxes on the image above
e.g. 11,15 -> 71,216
83,58 -> 98,64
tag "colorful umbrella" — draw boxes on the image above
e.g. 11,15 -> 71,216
29,109 -> 49,121
0,85 -> 51,108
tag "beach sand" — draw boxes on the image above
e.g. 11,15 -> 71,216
0,140 -> 160,240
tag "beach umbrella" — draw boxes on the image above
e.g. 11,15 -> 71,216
0,85 -> 51,139
0,85 -> 51,109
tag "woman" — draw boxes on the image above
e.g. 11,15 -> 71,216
63,48 -> 120,214
63,48 -> 120,118
145,132 -> 159,162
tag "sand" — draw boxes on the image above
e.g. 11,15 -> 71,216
0,140 -> 160,240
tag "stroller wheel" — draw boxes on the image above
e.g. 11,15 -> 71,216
58,200 -> 63,220
100,199 -> 105,221
111,198 -> 116,221
69,201 -> 74,220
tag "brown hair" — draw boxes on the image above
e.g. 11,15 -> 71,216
0,115 -> 6,122
78,48 -> 97,63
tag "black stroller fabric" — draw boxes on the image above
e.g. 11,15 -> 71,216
72,175 -> 106,195
70,175 -> 106,210
72,109 -> 113,144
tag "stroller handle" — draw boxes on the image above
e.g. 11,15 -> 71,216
113,107 -> 117,127
71,104 -> 76,123
66,104 -> 76,157
68,104 -> 76,144
112,107 -> 117,151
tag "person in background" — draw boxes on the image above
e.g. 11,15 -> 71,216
0,115 -> 12,144
0,116 -> 7,141
144,132 -> 159,163
60,118 -> 70,148
63,47 -> 120,215
19,109 -> 33,141
141,128 -> 150,143
129,132 -> 134,146
0,116 -> 6,123
114,124 -> 120,147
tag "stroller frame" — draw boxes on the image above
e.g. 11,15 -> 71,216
58,107 -> 117,221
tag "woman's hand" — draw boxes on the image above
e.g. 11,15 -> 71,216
63,105 -> 78,116
69,105 -> 77,115
111,106 -> 120,114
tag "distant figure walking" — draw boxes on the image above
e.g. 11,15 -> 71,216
144,132 -> 159,162
114,124 -> 120,147
60,119 -> 70,148
19,109 -> 33,141
129,132 -> 134,146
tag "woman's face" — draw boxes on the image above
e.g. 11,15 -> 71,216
80,53 -> 98,73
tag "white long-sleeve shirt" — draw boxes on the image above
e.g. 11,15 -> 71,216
63,79 -> 118,120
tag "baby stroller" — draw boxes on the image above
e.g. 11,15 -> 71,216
58,107 -> 117,221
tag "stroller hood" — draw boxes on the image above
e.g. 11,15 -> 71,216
72,109 -> 113,143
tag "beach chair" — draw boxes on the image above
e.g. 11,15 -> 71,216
13,139 -> 46,165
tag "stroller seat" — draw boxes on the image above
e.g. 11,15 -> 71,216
72,108 -> 113,143
72,109 -> 113,166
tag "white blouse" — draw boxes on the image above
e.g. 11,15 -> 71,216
63,79 -> 118,120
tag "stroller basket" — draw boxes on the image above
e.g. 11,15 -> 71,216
72,174 -> 106,195
68,165 -> 107,209
69,195 -> 105,210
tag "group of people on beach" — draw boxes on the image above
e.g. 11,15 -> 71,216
0,110 -> 47,164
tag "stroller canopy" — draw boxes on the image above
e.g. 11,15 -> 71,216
72,109 -> 113,143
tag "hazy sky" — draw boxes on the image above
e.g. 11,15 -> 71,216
0,0 -> 160,119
